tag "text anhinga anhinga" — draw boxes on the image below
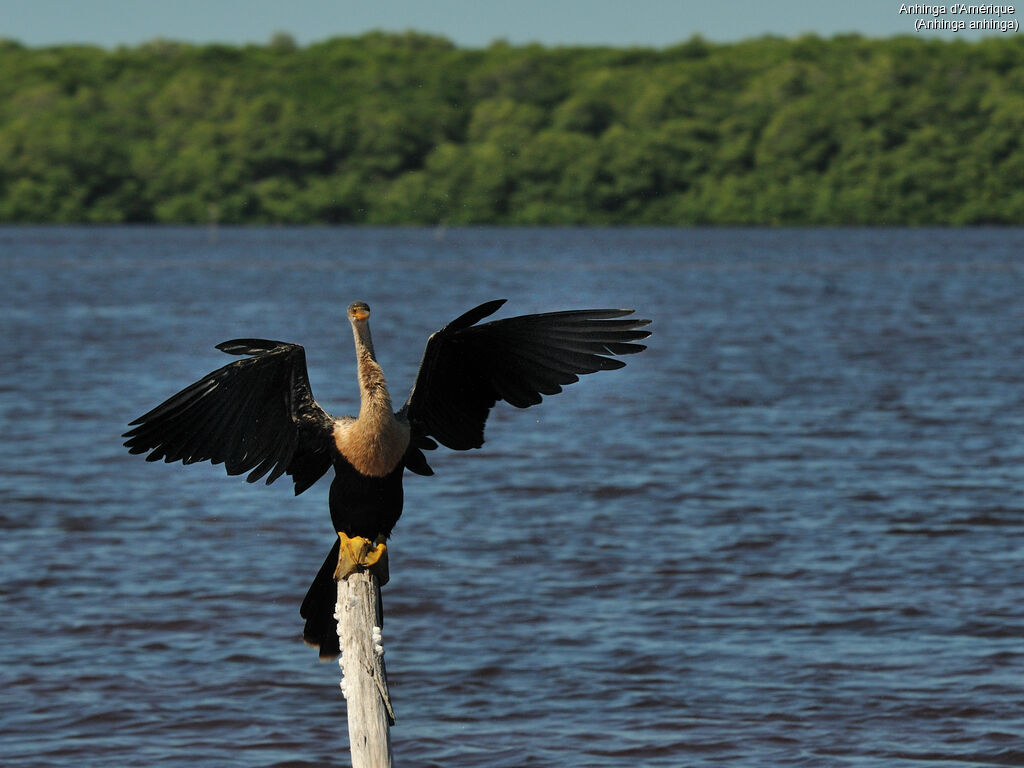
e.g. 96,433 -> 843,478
124,300 -> 650,657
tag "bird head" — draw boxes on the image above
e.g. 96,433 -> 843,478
348,302 -> 371,323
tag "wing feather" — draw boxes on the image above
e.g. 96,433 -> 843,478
402,301 -> 650,450
124,340 -> 336,495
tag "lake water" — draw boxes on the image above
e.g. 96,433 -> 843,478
2,226 -> 1024,767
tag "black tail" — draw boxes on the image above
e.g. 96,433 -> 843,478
300,539 -> 341,659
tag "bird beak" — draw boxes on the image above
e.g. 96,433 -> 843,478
352,308 -> 370,321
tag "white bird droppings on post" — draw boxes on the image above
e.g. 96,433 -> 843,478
372,625 -> 384,657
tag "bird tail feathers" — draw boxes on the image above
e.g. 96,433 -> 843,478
300,539 -> 341,660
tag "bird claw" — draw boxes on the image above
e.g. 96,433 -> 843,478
334,532 -> 389,586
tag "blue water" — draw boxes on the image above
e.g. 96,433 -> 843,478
3,227 -> 1024,767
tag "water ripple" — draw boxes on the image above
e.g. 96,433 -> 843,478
3,227 -> 1024,767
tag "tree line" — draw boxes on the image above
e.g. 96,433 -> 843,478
0,32 -> 1021,225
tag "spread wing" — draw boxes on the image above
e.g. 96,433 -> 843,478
401,300 -> 651,450
123,339 -> 336,494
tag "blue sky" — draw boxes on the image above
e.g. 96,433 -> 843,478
2,0 -> 1017,48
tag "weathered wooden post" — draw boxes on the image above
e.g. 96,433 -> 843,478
336,567 -> 394,768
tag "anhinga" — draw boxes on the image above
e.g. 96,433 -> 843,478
124,300 -> 650,657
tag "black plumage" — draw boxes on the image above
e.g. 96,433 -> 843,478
125,341 -> 336,491
124,299 -> 650,657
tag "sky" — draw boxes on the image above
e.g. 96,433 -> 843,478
1,0 -> 1019,48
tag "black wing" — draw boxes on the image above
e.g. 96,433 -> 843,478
401,300 -> 651,450
123,339 -> 336,495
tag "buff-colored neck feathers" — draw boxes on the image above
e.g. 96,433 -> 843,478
333,314 -> 410,477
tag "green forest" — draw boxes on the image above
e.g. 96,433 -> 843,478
0,32 -> 1022,225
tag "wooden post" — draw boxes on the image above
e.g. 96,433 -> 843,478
336,569 -> 394,768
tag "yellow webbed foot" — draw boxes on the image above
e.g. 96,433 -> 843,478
334,532 -> 390,586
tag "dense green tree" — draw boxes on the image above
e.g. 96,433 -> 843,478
0,32 -> 1022,224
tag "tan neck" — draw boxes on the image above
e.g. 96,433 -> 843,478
332,319 -> 410,477
352,322 -> 393,419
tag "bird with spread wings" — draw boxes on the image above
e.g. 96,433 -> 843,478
124,299 -> 650,657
